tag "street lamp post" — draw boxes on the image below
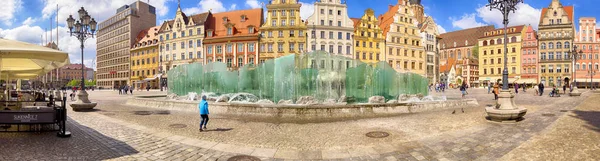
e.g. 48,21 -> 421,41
66,7 -> 98,110
569,46 -> 582,96
485,0 -> 527,122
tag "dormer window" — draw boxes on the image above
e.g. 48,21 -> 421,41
227,27 -> 232,35
208,30 -> 213,37
241,15 -> 246,22
223,17 -> 228,23
248,26 -> 255,34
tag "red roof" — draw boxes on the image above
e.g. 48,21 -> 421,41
204,8 -> 262,40
539,5 -> 574,24
379,4 -> 400,38
61,64 -> 92,70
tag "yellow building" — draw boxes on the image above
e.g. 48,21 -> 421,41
352,9 -> 384,64
259,0 -> 307,62
379,0 -> 426,75
130,26 -> 160,89
478,25 -> 527,84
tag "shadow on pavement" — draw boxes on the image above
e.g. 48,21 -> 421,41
571,110 -> 600,133
0,118 -> 138,160
204,128 -> 233,132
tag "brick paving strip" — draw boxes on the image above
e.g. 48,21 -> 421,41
1,90 -> 594,160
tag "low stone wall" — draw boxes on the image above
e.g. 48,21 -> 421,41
126,96 -> 479,120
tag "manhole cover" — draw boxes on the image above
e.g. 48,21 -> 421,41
560,110 -> 569,112
227,155 -> 260,161
542,113 -> 556,117
169,124 -> 187,128
133,111 -> 153,115
366,131 -> 390,138
154,110 -> 171,115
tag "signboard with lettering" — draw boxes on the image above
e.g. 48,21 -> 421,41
0,111 -> 56,124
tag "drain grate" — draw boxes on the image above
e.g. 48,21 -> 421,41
560,110 -> 569,112
227,155 -> 260,161
154,110 -> 171,115
102,112 -> 116,116
133,111 -> 153,115
542,113 -> 556,117
366,131 -> 390,138
169,124 -> 187,128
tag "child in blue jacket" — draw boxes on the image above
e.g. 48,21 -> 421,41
198,95 -> 209,131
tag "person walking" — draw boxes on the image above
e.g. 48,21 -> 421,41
493,82 -> 500,100
522,83 -> 526,92
514,82 -> 519,94
562,85 -> 567,94
487,83 -> 492,94
130,85 -> 134,95
460,82 -> 467,99
538,82 -> 545,96
198,95 -> 209,131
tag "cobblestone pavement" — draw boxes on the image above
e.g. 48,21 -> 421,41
0,89 -> 598,160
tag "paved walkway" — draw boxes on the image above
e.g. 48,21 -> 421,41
0,89 -> 598,160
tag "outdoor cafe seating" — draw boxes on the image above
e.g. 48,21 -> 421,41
0,90 -> 67,132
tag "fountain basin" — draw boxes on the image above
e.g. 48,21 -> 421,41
126,96 -> 478,120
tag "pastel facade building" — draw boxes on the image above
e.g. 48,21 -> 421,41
305,0 -> 354,58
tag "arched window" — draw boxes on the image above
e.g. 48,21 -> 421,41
556,42 -> 562,49
595,63 -> 599,70
497,58 -> 501,64
490,58 -> 494,64
490,39 -> 495,45
564,42 -> 570,49
541,43 -> 546,49
483,40 -> 488,46
549,42 -> 554,49
576,63 -> 580,70
583,45 -> 587,50
458,50 -> 462,59
511,36 -> 517,43
450,51 -> 455,58
467,49 -> 471,57
497,38 -> 502,44
484,59 -> 487,64
583,64 -> 587,70
589,63 -> 593,70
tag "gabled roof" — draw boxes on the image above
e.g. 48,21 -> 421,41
379,4 -> 400,37
440,58 -> 457,73
539,5 -> 574,24
158,12 -> 210,33
205,8 -> 262,39
439,25 -> 495,49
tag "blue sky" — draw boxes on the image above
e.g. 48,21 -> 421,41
0,0 -> 597,69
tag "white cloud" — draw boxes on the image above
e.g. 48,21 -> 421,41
41,0 -> 171,26
229,4 -> 237,11
0,0 -> 22,26
21,17 -> 36,26
450,13 -> 486,29
449,3 -> 540,30
437,25 -> 447,34
183,0 -> 228,14
245,0 -> 261,9
476,3 -> 541,29
299,2 -> 314,20
0,25 -> 96,70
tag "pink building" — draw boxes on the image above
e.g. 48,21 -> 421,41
521,25 -> 538,83
574,17 -> 600,88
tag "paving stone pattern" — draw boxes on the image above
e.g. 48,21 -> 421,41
0,89 -> 595,160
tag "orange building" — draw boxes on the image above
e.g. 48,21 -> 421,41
204,9 -> 263,68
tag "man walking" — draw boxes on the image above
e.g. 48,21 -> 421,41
488,83 -> 492,94
538,82 -> 544,96
198,95 -> 209,131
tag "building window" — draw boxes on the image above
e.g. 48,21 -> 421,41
299,43 -> 304,51
216,46 -> 222,53
181,53 -> 185,60
189,52 -> 193,59
279,31 -> 284,37
189,40 -> 193,48
290,30 -> 295,37
181,42 -> 185,49
237,43 -> 244,52
208,46 -> 213,54
278,43 -> 283,52
227,58 -> 232,67
197,51 -> 202,58
338,32 -> 342,39
227,27 -> 232,35
272,20 -> 276,27
289,43 -> 295,51
346,33 -> 350,40
181,31 -> 185,37
226,44 -> 232,53
197,39 -> 202,47
268,43 -> 273,52
290,20 -> 295,26
281,20 -> 286,26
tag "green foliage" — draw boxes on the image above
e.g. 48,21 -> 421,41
66,79 -> 96,87
471,44 -> 479,59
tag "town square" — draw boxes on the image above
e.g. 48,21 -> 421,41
0,0 -> 599,160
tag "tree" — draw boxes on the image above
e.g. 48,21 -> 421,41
67,80 -> 80,87
471,44 -> 479,59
